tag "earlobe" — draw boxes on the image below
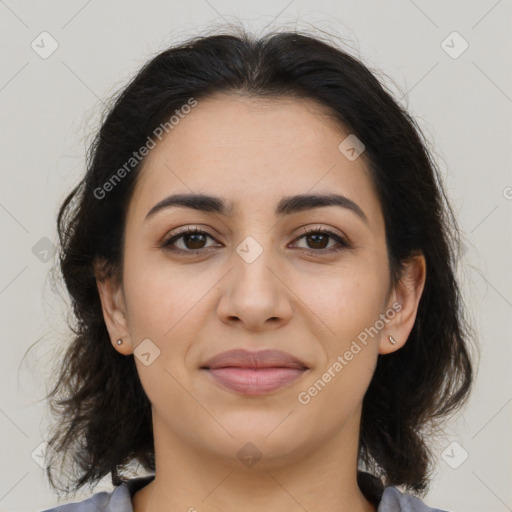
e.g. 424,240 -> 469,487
388,335 -> 398,345
379,253 -> 427,355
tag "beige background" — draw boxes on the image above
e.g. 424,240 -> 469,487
0,1 -> 511,511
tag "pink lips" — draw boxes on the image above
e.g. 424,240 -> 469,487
201,349 -> 308,396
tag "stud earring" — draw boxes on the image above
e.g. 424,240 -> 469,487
388,335 -> 397,345
116,338 -> 124,345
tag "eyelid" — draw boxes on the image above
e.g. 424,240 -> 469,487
160,224 -> 351,254
291,225 -> 351,251
295,224 -> 346,239
160,226 -> 219,250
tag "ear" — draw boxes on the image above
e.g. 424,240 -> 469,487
94,259 -> 133,355
378,252 -> 426,355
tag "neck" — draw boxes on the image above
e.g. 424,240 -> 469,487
133,409 -> 377,512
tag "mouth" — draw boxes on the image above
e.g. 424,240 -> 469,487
202,367 -> 308,395
200,349 -> 309,396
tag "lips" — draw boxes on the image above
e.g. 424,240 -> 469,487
201,348 -> 308,370
201,349 -> 309,396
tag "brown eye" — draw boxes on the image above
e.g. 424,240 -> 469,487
304,232 -> 329,249
292,227 -> 350,253
161,226 -> 350,256
162,227 -> 218,254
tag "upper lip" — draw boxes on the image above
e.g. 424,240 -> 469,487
201,349 -> 308,370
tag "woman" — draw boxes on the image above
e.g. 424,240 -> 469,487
41,26 -> 474,512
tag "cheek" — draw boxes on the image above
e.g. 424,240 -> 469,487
292,260 -> 388,342
122,244 -> 199,334
122,246 -> 219,375
121,252 -> 202,409
297,275 -> 382,418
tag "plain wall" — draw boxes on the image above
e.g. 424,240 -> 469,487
0,1 -> 510,511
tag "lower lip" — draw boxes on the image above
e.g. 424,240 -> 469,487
204,367 -> 307,395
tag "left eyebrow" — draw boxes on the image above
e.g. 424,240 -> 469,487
144,192 -> 369,227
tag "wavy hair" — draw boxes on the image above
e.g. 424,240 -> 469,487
40,26 -> 475,498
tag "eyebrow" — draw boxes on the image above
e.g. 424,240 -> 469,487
144,192 -> 369,226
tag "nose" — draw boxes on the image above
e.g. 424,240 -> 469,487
216,239 -> 293,331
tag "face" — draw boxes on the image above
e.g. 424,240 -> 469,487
97,93 -> 425,468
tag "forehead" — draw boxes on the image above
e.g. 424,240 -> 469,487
126,93 -> 382,229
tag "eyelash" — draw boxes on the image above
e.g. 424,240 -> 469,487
160,226 -> 351,256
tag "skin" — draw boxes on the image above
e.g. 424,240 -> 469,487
95,93 -> 426,512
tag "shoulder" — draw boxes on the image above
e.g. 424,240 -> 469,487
40,475 -> 155,512
40,488 -> 117,512
378,486 -> 451,512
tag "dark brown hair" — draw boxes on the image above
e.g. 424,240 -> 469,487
40,26 -> 475,499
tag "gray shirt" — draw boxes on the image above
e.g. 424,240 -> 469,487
41,475 -> 450,512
